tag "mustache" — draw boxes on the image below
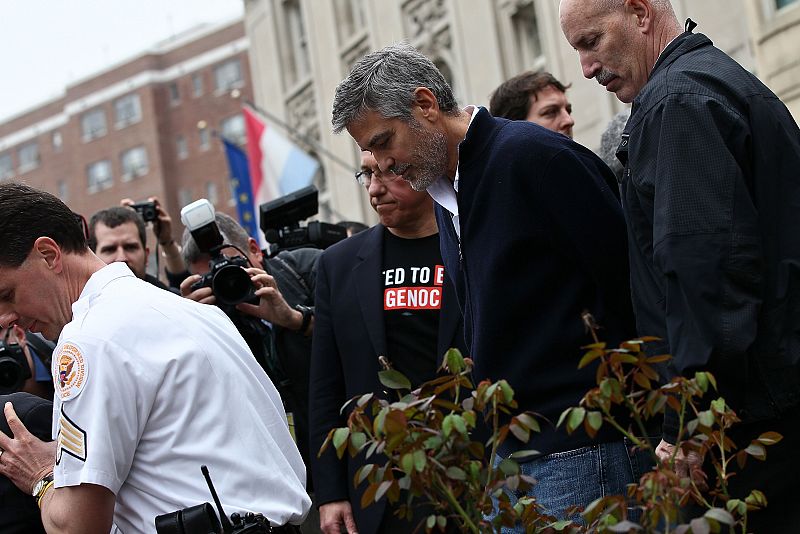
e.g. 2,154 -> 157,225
595,69 -> 616,85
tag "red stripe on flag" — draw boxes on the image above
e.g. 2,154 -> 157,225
243,106 -> 265,199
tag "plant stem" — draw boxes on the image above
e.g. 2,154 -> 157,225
435,477 -> 480,533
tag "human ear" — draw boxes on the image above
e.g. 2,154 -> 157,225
625,0 -> 653,33
33,237 -> 63,273
413,87 -> 439,123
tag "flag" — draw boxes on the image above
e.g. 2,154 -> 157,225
221,139 -> 260,241
242,105 -> 320,206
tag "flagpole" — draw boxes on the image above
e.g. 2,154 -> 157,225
241,98 -> 356,174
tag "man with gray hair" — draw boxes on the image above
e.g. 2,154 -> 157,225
332,43 -> 643,526
561,0 -> 800,528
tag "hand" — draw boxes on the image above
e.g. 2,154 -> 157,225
148,196 -> 174,246
319,500 -> 358,534
180,274 -> 217,305
655,438 -> 707,491
236,268 -> 302,330
0,402 -> 57,494
120,196 -> 174,245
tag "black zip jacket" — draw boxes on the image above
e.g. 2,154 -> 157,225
618,25 -> 800,440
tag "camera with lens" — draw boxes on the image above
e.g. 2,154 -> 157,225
260,185 -> 346,256
155,466 -> 281,534
131,201 -> 158,223
181,199 -> 256,307
0,336 -> 30,395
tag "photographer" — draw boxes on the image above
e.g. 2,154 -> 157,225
1,325 -> 55,534
0,183 -> 310,533
179,211 -> 319,481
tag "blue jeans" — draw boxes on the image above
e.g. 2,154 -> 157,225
490,439 -> 653,531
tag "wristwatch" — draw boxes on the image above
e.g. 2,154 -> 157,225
32,472 -> 55,499
294,304 -> 313,334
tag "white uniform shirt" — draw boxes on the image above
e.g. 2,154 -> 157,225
52,263 -> 310,533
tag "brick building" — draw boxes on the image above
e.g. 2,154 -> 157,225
0,18 -> 252,248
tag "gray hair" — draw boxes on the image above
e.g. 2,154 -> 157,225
598,109 -> 631,182
331,42 -> 459,134
181,212 -> 251,265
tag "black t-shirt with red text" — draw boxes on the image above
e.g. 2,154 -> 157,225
382,229 -> 445,388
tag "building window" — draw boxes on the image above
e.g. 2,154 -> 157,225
169,82 -> 180,105
176,135 -> 188,160
199,127 -> 211,151
178,188 -> 193,208
220,114 -> 246,146
206,182 -> 219,205
52,131 -> 63,152
17,142 -> 40,173
333,0 -> 365,44
281,0 -> 311,86
776,0 -> 799,8
87,160 -> 113,193
511,1 -> 544,71
0,153 -> 13,180
192,73 -> 204,97
114,93 -> 142,128
81,108 -> 107,142
214,58 -> 243,92
57,180 -> 69,202
120,146 -> 149,181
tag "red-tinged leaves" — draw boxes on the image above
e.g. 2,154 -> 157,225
746,489 -> 768,509
375,480 -> 393,502
578,349 -> 604,369
516,413 -> 540,433
745,442 -> 766,461
355,464 -> 375,486
361,482 -> 378,508
646,353 -> 672,364
566,407 -> 586,434
333,427 -> 350,458
757,431 -> 783,446
509,422 -> 530,443
633,372 -> 651,390
584,411 -> 603,438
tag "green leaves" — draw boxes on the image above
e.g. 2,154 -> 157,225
379,369 -> 411,390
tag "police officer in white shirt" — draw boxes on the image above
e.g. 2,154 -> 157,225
0,182 -> 310,533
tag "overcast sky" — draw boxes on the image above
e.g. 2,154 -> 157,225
0,0 -> 244,121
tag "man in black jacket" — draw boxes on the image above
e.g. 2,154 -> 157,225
310,152 -> 465,534
332,44 -> 641,525
561,0 -> 800,528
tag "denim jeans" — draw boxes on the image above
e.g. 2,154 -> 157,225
489,439 -> 653,531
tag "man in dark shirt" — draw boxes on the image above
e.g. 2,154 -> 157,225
560,0 -> 800,528
310,151 -> 464,534
331,43 -> 639,525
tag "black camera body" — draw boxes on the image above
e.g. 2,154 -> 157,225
131,201 -> 158,222
181,199 -> 256,307
155,466 -> 276,534
0,339 -> 30,394
190,254 -> 255,307
259,186 -> 346,255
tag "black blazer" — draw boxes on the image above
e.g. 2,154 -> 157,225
309,224 -> 465,534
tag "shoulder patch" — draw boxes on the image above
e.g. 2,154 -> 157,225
56,342 -> 88,400
56,405 -> 87,464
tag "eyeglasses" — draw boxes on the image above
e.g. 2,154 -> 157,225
354,167 -> 401,187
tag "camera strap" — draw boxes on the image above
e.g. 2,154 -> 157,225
269,256 -> 311,298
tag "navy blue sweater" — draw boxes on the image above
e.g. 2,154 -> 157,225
435,108 -> 636,457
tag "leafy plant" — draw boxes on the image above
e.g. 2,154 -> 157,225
319,313 -> 781,533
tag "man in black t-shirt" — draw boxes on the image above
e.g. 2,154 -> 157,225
309,152 -> 466,534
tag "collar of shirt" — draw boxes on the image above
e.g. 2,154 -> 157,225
72,262 -> 136,318
426,105 -> 480,236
